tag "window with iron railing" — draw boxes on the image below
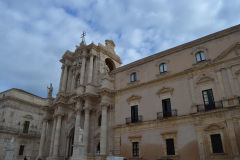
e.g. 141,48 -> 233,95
126,115 -> 143,124
157,109 -> 177,119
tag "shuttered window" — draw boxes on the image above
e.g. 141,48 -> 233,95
132,142 -> 139,157
131,105 -> 138,123
210,134 -> 224,153
166,138 -> 175,155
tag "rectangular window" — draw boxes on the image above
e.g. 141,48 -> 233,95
210,134 -> 224,153
19,145 -> 24,155
23,121 -> 30,133
131,105 -> 138,123
130,72 -> 137,82
202,89 -> 215,110
132,142 -> 139,157
162,98 -> 172,117
166,138 -> 175,155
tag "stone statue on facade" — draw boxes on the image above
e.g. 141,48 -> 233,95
78,128 -> 84,144
47,83 -> 53,98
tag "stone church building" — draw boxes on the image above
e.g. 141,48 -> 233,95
1,24 -> 240,160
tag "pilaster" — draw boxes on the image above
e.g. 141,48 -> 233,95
49,118 -> 57,156
83,104 -> 90,157
37,119 -> 48,159
72,100 -> 85,160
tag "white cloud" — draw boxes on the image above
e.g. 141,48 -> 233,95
0,0 -> 240,97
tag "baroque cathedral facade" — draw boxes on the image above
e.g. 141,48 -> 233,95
1,24 -> 240,160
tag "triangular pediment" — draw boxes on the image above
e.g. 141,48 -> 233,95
204,123 -> 224,131
126,95 -> 142,103
213,42 -> 240,63
156,87 -> 174,95
23,114 -> 33,120
235,69 -> 240,75
196,76 -> 214,84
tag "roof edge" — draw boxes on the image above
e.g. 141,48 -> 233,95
0,88 -> 46,100
112,24 -> 240,73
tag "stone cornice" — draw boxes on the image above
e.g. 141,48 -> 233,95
112,24 -> 240,73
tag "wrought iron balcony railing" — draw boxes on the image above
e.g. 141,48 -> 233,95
0,125 -> 40,137
157,109 -> 177,119
196,101 -> 223,112
126,115 -> 143,124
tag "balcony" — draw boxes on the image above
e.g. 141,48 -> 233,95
196,101 -> 223,112
157,109 -> 177,119
126,115 -> 143,124
0,125 -> 40,137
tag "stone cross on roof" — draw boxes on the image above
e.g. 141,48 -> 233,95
81,31 -> 86,42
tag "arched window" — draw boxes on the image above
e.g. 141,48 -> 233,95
159,63 -> 167,73
98,115 -> 102,126
105,58 -> 115,72
195,51 -> 206,62
130,72 -> 137,82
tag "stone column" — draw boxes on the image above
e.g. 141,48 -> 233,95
49,118 -> 57,156
88,55 -> 94,84
233,76 -> 240,95
66,68 -> 73,92
72,101 -> 84,159
61,65 -> 69,92
100,104 -> 108,155
83,107 -> 90,155
80,56 -> 86,85
71,72 -> 76,91
58,65 -> 64,92
53,115 -> 62,156
38,120 -> 47,158
216,70 -> 226,98
226,119 -> 240,159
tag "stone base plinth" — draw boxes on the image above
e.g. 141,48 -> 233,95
95,155 -> 107,160
46,156 -> 65,160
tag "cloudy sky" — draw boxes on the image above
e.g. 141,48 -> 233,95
0,0 -> 240,97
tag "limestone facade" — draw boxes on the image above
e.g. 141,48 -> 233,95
112,24 -> 240,160
0,88 -> 47,160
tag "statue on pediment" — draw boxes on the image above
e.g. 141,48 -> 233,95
47,83 -> 53,98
